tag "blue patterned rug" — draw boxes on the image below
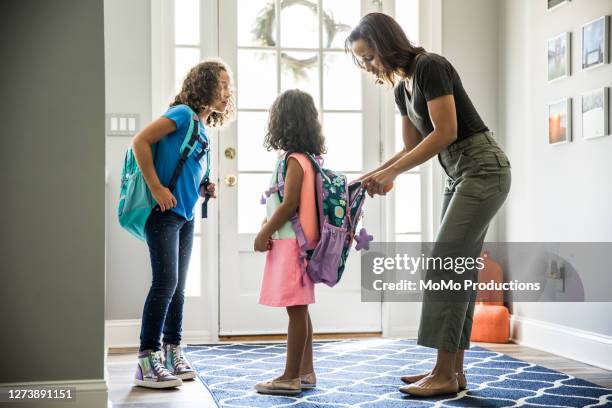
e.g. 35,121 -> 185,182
184,339 -> 612,407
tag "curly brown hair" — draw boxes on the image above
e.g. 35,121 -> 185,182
170,59 -> 236,127
264,89 -> 326,156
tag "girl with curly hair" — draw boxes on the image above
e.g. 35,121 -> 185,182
253,89 -> 326,395
131,59 -> 235,389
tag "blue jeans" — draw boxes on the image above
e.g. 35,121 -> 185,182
139,209 -> 194,352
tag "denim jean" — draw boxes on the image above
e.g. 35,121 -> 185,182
139,209 -> 194,352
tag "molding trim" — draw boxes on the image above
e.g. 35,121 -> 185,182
105,319 -> 213,348
510,314 -> 612,371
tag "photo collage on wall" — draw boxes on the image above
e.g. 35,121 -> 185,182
546,0 -> 610,145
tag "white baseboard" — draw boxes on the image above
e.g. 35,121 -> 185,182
105,319 -> 213,349
385,325 -> 419,339
510,314 -> 612,371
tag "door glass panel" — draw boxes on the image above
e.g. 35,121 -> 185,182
280,1 -> 318,48
322,0 -> 360,49
238,0 -> 277,47
238,50 -> 278,109
394,173 -> 421,233
323,52 -> 362,110
281,52 -> 320,108
185,235 -> 201,296
322,113 -> 362,171
175,48 -> 201,92
174,0 -> 199,45
395,0 -> 420,43
238,112 -> 279,172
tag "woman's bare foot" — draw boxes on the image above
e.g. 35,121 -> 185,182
399,372 -> 459,397
402,371 -> 467,390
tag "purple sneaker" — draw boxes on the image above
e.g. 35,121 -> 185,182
163,343 -> 196,380
134,350 -> 182,388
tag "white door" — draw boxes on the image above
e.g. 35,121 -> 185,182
217,0 -> 385,335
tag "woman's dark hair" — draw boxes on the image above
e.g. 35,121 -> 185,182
264,89 -> 326,155
345,12 -> 426,86
170,58 -> 236,128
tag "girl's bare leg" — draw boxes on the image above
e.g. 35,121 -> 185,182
279,305 -> 308,380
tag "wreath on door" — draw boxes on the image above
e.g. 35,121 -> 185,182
251,0 -> 350,79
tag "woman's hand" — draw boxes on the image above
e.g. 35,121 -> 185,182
254,231 -> 272,252
151,185 -> 177,212
363,167 -> 397,197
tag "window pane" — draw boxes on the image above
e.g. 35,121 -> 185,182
175,0 -> 199,45
175,47 -> 201,93
238,0 -> 277,47
238,173 -> 271,233
395,0 -> 419,44
395,114 -> 420,171
238,112 -> 279,171
322,0 -> 360,49
323,52 -> 361,110
280,1 -> 318,48
394,174 -> 421,233
322,113 -> 362,171
185,235 -> 201,297
238,50 -> 278,109
281,52 -> 319,107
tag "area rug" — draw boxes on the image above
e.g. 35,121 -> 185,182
184,339 -> 612,407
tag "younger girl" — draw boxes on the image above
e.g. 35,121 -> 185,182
132,59 -> 235,388
253,89 -> 325,395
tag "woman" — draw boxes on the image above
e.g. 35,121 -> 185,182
346,13 -> 511,397
131,59 -> 235,388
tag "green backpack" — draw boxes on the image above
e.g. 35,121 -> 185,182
118,107 -> 209,241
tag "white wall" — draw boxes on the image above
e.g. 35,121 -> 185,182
104,0 -> 153,320
498,0 -> 612,336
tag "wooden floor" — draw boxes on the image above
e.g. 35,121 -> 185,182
106,338 -> 612,408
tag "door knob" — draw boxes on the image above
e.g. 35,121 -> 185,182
224,147 -> 236,159
225,174 -> 237,187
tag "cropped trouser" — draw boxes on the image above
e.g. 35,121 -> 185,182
417,131 -> 511,352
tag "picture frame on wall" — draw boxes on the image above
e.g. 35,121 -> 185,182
581,15 -> 610,71
549,98 -> 572,145
582,88 -> 609,140
548,32 -> 571,82
547,0 -> 571,12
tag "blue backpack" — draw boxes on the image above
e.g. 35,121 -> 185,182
118,107 -> 210,241
262,153 -> 371,287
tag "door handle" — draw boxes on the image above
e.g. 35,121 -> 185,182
225,174 -> 237,187
224,147 -> 236,159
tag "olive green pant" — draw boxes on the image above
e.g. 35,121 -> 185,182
417,131 -> 511,352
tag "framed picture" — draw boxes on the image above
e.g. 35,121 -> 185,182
581,16 -> 610,71
547,0 -> 570,11
549,98 -> 572,145
548,32 -> 571,82
582,88 -> 609,140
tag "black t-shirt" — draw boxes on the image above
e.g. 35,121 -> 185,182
394,53 -> 488,140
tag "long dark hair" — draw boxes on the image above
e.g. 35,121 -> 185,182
345,12 -> 426,86
264,89 -> 326,155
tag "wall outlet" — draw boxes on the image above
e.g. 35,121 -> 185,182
106,113 -> 140,136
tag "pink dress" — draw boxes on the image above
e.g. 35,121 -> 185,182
258,153 -> 320,307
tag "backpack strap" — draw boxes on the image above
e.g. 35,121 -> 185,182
166,113 -> 198,191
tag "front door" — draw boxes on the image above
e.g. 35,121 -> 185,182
217,0 -> 384,335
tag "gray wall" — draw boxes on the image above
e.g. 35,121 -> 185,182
104,0 -> 153,320
0,0 -> 106,382
498,0 -> 612,335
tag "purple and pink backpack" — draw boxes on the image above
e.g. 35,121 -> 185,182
261,152 -> 372,287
